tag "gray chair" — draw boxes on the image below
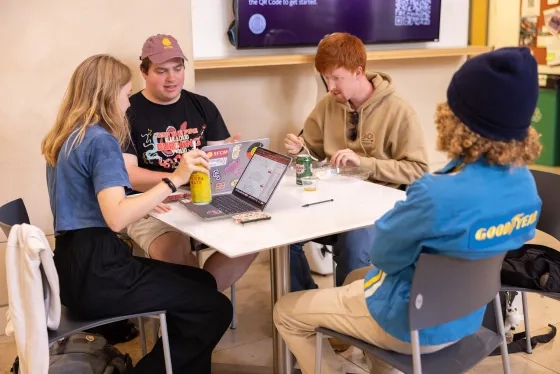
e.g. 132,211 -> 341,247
500,169 -> 560,354
0,198 -> 173,373
530,169 -> 560,241
315,253 -> 510,374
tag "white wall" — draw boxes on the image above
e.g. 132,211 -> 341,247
487,0 -> 560,74
192,0 -> 470,59
487,0 -> 521,48
0,0 -> 196,314
0,0 -> 195,240
192,0 -> 470,170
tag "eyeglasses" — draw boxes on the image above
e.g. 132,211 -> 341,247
347,111 -> 359,141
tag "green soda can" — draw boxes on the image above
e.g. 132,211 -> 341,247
296,155 -> 313,185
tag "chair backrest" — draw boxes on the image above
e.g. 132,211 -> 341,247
530,169 -> 560,241
0,198 -> 30,237
0,198 -> 49,295
408,252 -> 506,331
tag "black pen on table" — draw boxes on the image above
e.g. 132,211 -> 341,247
302,199 -> 334,208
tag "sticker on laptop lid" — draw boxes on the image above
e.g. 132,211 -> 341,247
247,142 -> 264,160
225,159 -> 243,175
212,169 -> 222,181
232,144 -> 241,160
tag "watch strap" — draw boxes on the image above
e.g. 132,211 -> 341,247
162,177 -> 177,193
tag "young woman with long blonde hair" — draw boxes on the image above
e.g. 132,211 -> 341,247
42,54 -> 232,374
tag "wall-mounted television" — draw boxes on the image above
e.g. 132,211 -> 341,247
234,0 -> 442,49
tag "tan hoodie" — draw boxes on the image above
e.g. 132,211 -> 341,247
302,72 -> 429,188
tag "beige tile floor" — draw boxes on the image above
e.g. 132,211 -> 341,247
2,238 -> 560,374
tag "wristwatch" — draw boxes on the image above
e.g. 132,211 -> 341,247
162,177 -> 177,193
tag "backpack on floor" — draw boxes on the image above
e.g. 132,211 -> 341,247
488,291 -> 556,355
11,332 -> 132,374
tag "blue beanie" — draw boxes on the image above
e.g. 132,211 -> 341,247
447,47 -> 539,142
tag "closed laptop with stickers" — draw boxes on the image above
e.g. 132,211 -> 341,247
202,138 -> 270,195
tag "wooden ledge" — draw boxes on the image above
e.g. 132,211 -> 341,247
194,46 -> 491,70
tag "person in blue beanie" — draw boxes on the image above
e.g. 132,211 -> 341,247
273,46 -> 543,374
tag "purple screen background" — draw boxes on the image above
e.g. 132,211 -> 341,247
236,0 -> 442,49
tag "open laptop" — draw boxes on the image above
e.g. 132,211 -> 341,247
180,147 -> 292,220
203,138 -> 270,195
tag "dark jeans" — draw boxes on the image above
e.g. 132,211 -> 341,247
290,226 -> 375,290
54,227 -> 233,374
290,242 -> 319,292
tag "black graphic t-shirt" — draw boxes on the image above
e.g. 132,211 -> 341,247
124,89 -> 230,173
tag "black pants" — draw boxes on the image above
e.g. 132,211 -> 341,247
289,243 -> 318,292
54,227 -> 233,374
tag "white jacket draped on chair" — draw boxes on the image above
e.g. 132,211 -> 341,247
5,223 -> 61,374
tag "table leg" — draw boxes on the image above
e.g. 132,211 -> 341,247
270,245 -> 293,374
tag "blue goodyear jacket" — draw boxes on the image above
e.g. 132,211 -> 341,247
364,158 -> 542,346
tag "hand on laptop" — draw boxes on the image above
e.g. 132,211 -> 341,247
284,133 -> 304,155
171,150 -> 210,186
225,133 -> 242,144
152,202 -> 172,214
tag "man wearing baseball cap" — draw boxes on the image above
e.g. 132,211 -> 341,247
140,34 -> 188,64
123,34 -> 256,292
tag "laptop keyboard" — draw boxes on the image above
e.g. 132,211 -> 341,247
212,195 -> 256,215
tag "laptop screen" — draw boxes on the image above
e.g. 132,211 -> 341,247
233,148 -> 292,207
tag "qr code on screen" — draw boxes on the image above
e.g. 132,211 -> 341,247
395,0 -> 432,26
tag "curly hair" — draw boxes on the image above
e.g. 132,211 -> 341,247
435,102 -> 542,167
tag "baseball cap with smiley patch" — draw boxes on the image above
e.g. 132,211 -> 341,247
140,34 -> 188,64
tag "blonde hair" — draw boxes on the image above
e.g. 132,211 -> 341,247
435,102 -> 542,167
42,54 -> 132,166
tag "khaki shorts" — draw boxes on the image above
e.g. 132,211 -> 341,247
126,216 -> 191,257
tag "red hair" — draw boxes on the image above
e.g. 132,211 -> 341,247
314,33 -> 367,74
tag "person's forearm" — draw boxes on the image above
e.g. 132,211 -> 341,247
104,178 -> 179,232
127,165 -> 173,192
119,180 -> 177,223
359,157 -> 427,185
